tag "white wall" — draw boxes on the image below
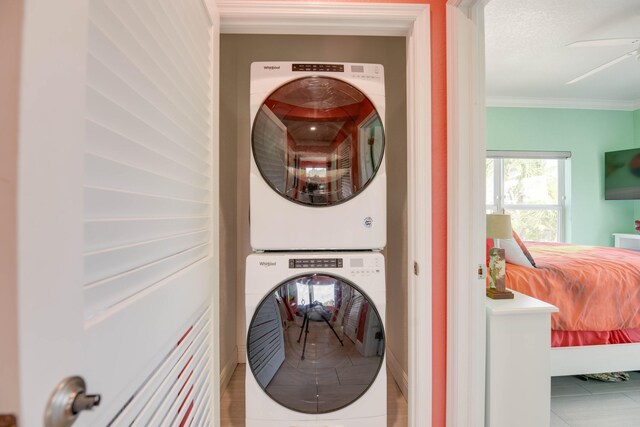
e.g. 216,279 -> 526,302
218,34 -> 408,390
0,0 -> 23,414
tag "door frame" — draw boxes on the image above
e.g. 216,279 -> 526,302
203,1 -> 221,426
215,1 -> 432,424
446,0 -> 488,426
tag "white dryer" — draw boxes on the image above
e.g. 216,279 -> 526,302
250,62 -> 386,251
245,252 -> 386,427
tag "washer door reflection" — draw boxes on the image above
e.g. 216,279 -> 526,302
247,275 -> 385,414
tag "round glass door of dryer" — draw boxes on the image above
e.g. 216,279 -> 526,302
252,76 -> 385,206
246,274 -> 385,413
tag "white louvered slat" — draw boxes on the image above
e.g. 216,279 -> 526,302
107,307 -> 211,426
168,346 -> 210,426
129,2 -> 209,93
84,187 -> 209,219
162,0 -> 210,65
86,56 -> 209,159
89,0 -> 209,111
83,229 -> 209,284
84,244 -> 208,318
87,19 -> 210,142
86,121 -> 209,189
189,372 -> 212,426
88,47 -> 208,142
85,217 -> 209,252
120,0 -> 209,111
87,20 -> 208,128
148,323 -> 210,427
86,90 -> 209,176
85,154 -> 209,202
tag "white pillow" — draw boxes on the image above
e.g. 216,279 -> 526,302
500,238 -> 535,268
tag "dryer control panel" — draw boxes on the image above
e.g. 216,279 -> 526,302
292,63 -> 344,72
285,62 -> 383,83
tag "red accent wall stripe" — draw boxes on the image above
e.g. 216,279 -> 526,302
177,326 -> 193,347
178,384 -> 194,414
177,355 -> 194,379
177,371 -> 194,401
179,401 -> 194,427
428,3 -> 448,427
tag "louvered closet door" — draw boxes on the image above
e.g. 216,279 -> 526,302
16,1 -> 218,426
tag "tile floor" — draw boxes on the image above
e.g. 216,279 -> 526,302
222,366 -> 640,426
551,371 -> 640,427
220,364 -> 408,426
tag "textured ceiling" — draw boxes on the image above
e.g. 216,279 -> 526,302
485,0 -> 640,108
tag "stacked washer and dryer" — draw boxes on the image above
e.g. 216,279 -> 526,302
245,62 -> 388,426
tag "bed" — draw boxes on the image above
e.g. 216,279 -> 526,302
503,241 -> 640,376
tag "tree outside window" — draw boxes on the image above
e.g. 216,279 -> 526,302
487,152 -> 568,242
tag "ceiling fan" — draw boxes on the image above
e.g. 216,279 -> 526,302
565,37 -> 640,84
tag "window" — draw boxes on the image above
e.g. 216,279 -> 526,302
486,151 -> 570,242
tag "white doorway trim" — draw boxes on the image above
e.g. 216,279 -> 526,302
216,1 -> 431,425
445,1 -> 488,426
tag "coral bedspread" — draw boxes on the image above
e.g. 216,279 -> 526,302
505,242 -> 640,346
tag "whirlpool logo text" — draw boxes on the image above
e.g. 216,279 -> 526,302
259,261 -> 277,267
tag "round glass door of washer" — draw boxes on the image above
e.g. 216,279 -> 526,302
247,275 -> 385,413
252,76 -> 385,206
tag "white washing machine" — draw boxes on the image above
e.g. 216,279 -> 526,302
245,252 -> 386,427
250,61 -> 386,251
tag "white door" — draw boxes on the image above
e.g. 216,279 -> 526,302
17,0 -> 219,426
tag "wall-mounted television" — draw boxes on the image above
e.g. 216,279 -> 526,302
605,148 -> 640,200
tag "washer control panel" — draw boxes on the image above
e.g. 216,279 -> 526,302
287,256 -> 383,277
289,258 -> 343,269
349,256 -> 382,277
289,257 -> 382,277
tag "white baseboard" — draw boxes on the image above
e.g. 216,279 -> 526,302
237,344 -> 246,364
220,346 -> 238,393
386,347 -> 408,399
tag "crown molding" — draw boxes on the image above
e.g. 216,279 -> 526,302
487,96 -> 640,112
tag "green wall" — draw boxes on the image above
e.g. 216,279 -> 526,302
636,109 -> 640,146
634,109 -> 640,220
487,107 -> 638,247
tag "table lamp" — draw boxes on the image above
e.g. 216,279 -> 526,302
486,213 -> 514,299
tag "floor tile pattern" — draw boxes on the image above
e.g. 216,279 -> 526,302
551,371 -> 640,427
220,364 -> 408,426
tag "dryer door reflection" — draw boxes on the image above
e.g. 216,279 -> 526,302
252,76 -> 385,207
247,274 -> 385,413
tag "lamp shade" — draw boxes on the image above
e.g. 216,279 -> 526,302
486,213 -> 513,239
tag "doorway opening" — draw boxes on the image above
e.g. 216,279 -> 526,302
218,33 -> 408,425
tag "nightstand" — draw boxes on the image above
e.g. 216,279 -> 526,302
613,233 -> 640,251
485,290 -> 558,427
